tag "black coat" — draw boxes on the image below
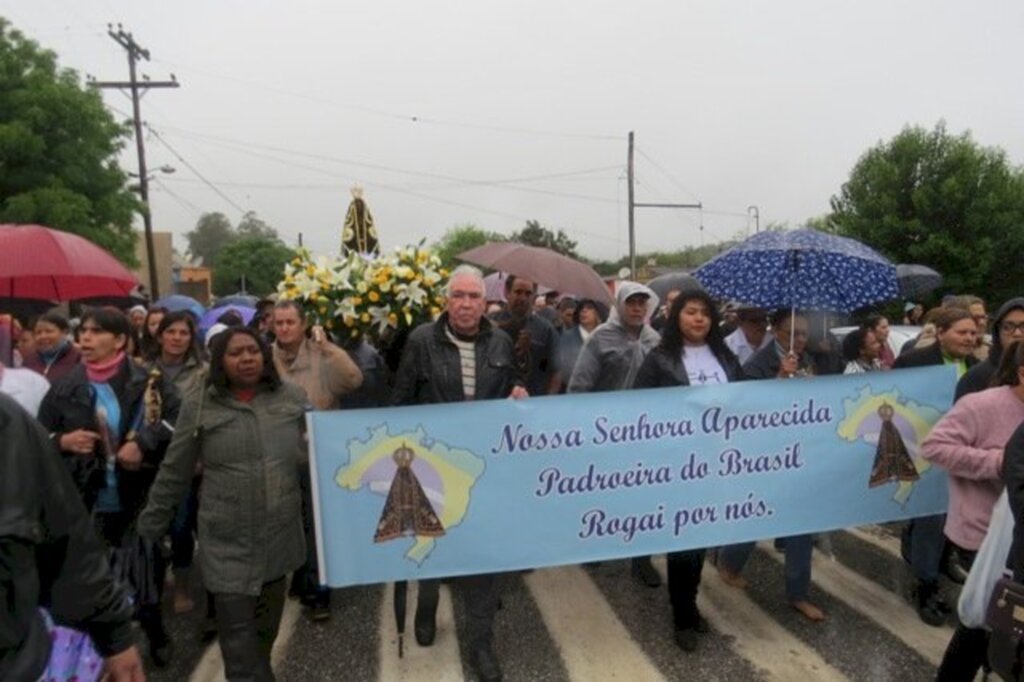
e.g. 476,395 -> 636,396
634,344 -> 744,389
37,359 -> 180,516
1003,422 -> 1024,582
0,394 -> 135,679
742,343 -> 815,380
390,314 -> 523,406
893,343 -> 979,371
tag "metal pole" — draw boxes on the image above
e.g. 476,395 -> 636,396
748,205 -> 760,234
126,49 -> 159,299
627,131 -> 636,279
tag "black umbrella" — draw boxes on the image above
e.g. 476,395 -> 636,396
896,264 -> 942,300
393,581 -> 407,657
645,272 -> 703,302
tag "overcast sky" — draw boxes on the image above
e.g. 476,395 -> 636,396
2,0 -> 1022,262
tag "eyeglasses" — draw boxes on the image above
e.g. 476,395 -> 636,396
1000,321 -> 1024,335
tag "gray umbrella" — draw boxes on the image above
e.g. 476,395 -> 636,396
896,264 -> 942,300
645,272 -> 703,301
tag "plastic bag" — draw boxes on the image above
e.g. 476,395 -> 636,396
959,491 -> 1015,628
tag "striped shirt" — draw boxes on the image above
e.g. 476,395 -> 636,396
445,328 -> 477,399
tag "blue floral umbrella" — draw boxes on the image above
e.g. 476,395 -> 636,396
694,228 -> 899,314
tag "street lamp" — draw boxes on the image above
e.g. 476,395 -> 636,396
747,205 -> 760,233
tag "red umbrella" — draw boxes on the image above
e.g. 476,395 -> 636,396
457,243 -> 612,303
0,224 -> 140,300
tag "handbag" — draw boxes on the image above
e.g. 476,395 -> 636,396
987,576 -> 1024,681
960,493 -> 1014,628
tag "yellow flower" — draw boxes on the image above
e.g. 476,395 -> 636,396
351,329 -> 359,338
352,296 -> 363,306
360,313 -> 370,323
387,312 -> 398,325
430,306 -> 440,317
368,291 -> 380,303
343,316 -> 354,327
325,320 -> 334,329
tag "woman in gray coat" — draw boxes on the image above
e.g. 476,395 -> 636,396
139,327 -> 307,681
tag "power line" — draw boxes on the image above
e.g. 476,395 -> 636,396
145,125 -> 248,214
151,57 -> 622,142
635,146 -> 703,203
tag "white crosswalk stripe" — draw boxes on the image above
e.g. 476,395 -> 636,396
379,582 -> 465,681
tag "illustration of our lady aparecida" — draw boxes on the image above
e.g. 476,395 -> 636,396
374,443 -> 446,542
868,402 -> 920,488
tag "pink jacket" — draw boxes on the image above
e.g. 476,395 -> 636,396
922,386 -> 1024,550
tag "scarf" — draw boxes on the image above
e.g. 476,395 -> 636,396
85,351 -> 126,383
38,337 -> 70,365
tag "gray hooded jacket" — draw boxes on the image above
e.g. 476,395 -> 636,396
567,282 -> 660,393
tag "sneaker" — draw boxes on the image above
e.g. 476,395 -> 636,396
631,556 -> 661,588
674,628 -> 699,652
309,601 -> 331,623
470,645 -> 503,682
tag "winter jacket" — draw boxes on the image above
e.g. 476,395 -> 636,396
391,314 -> 522,405
273,337 -> 362,410
0,394 -> 134,680
337,339 -> 390,409
138,381 -> 308,595
633,344 -> 744,390
1002,422 -> 1024,581
956,298 -> 1024,401
37,359 -> 180,516
922,386 -> 1024,550
893,343 -> 978,372
741,342 -> 816,380
21,342 -> 81,384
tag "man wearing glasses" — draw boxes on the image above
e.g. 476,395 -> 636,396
724,306 -> 774,366
956,298 -> 1024,400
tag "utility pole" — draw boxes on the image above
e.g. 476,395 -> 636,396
90,24 -> 179,300
748,205 -> 760,233
627,131 -> 703,279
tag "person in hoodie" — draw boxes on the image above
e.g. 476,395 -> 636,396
956,297 -> 1024,400
568,281 -> 663,588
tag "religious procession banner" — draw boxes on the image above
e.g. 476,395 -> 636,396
308,366 -> 955,587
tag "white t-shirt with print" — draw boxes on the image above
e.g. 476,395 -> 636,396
681,344 -> 729,386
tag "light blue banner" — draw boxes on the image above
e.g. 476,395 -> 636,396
308,366 -> 955,587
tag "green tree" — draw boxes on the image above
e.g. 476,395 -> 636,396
0,19 -> 139,263
212,235 -> 294,296
830,122 -> 1024,303
185,212 -> 235,265
432,223 -> 506,267
511,220 -> 578,258
235,210 -> 277,240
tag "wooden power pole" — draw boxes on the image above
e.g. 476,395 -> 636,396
90,24 -> 179,300
627,131 -> 703,279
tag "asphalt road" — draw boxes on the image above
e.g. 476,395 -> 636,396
146,524 -> 961,681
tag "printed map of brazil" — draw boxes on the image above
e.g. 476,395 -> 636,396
336,425 -> 485,563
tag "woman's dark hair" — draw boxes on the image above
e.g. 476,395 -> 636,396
155,310 -> 202,362
80,307 -> 131,338
35,311 -> 70,333
207,326 -> 281,391
573,299 -> 609,326
862,313 -> 887,333
658,289 -> 734,364
993,341 -> 1024,387
139,306 -> 168,358
842,327 -> 870,363
217,309 -> 246,326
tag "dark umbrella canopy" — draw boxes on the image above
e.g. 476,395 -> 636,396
0,224 -> 139,300
645,272 -> 703,301
896,264 -> 942,300
457,243 -> 612,303
693,228 -> 899,314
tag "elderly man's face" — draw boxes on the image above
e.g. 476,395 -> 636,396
448,274 -> 487,336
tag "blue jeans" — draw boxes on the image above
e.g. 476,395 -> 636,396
718,534 -> 814,602
902,514 -> 946,583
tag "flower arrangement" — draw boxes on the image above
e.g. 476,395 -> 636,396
277,243 -> 449,343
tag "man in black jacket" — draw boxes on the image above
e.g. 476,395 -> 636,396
391,264 -> 526,682
0,393 -> 144,681
956,298 -> 1024,400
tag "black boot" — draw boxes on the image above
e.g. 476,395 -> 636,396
631,556 -> 661,588
915,580 -> 947,627
415,586 -> 439,647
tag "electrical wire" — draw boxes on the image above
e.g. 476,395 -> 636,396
145,125 -> 248,213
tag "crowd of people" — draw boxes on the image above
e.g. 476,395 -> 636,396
3,267 -> 1024,682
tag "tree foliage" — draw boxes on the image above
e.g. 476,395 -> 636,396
236,210 -> 278,240
212,235 -> 294,297
510,220 -> 578,258
830,122 -> 1024,303
0,19 -> 139,263
432,223 -> 506,267
185,212 -> 234,265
